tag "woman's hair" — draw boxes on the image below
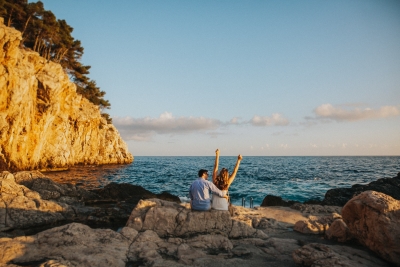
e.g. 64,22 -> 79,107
214,168 -> 229,190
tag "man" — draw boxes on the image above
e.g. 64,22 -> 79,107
189,169 -> 227,211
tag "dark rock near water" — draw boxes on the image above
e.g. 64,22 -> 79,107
86,183 -> 181,227
14,171 -> 99,205
90,182 -> 181,204
261,173 -> 400,207
260,195 -> 300,207
322,172 -> 400,206
2,171 -> 180,235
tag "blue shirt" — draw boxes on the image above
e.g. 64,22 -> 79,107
189,178 -> 226,211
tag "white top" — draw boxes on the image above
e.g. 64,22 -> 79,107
212,190 -> 229,210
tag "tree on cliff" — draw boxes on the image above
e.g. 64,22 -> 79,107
0,0 -> 112,122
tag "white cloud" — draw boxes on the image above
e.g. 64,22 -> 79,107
250,113 -> 289,126
314,104 -> 400,122
230,117 -> 241,124
114,112 -> 222,141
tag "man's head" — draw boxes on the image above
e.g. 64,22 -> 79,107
198,169 -> 209,179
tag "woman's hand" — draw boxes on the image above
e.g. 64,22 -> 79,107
238,154 -> 243,161
216,149 -> 220,155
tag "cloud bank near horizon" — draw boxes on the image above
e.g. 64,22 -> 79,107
113,112 -> 290,141
113,112 -> 221,141
113,104 -> 399,142
313,104 -> 400,122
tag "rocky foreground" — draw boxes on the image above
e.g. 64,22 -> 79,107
0,171 -> 399,266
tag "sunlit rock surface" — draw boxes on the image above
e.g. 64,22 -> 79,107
0,19 -> 133,171
125,198 -> 268,239
342,190 -> 400,266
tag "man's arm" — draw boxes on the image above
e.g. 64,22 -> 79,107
208,181 -> 226,197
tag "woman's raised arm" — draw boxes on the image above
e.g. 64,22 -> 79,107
212,149 -> 220,184
228,154 -> 243,186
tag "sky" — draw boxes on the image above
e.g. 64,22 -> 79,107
35,0 -> 399,156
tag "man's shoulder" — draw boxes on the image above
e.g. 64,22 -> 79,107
191,178 -> 202,185
202,179 -> 213,186
192,178 -> 210,185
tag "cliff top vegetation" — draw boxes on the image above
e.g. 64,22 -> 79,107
0,0 -> 112,123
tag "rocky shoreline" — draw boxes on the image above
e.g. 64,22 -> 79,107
0,171 -> 399,266
261,172 -> 400,207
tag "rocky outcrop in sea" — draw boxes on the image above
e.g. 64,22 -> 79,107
260,172 -> 400,208
322,172 -> 400,206
0,19 -> 133,171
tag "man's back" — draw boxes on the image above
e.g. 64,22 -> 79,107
190,178 -> 212,210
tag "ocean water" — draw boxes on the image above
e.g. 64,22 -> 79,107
45,156 -> 400,206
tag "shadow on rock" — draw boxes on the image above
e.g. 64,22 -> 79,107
1,171 -> 181,236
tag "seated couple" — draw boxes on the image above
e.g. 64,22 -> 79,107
189,149 -> 243,211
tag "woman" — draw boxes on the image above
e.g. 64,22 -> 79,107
211,149 -> 243,210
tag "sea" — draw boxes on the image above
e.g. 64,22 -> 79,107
45,156 -> 400,207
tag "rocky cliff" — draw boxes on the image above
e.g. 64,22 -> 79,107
0,19 -> 133,171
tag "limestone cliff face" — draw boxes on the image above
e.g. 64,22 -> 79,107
0,20 -> 133,171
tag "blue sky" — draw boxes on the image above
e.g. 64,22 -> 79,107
35,0 -> 400,156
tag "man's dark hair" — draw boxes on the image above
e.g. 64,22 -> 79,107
198,169 -> 208,177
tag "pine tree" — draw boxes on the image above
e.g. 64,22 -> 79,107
0,0 -> 112,123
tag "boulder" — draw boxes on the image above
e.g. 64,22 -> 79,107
342,190 -> 400,266
125,198 -> 268,239
323,173 -> 400,206
293,243 -> 390,267
293,213 -> 341,235
0,223 -> 132,267
0,171 -> 70,232
325,218 -> 353,242
14,171 -> 99,205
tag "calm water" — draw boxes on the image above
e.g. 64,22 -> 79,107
46,156 -> 400,206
